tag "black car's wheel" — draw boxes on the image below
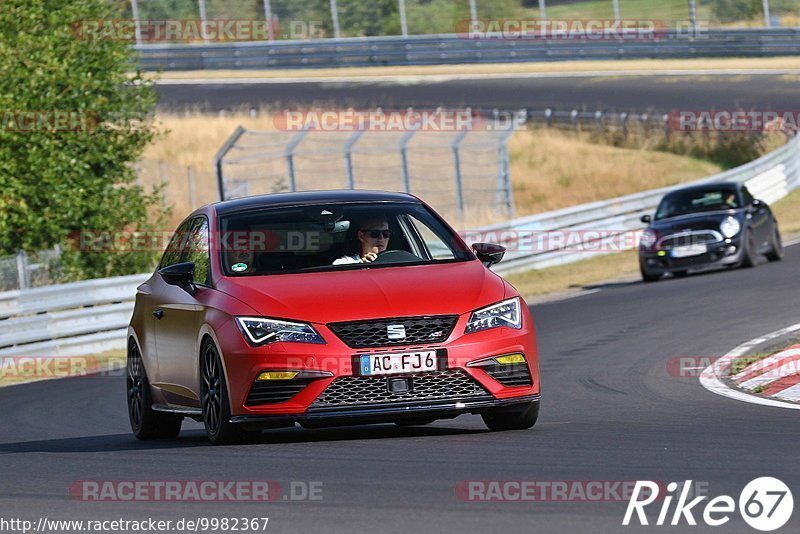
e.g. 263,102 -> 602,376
639,261 -> 661,282
201,340 -> 259,445
482,401 -> 539,431
740,232 -> 758,268
766,226 -> 784,262
394,418 -> 436,427
127,339 -> 182,440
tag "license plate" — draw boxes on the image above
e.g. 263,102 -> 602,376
359,350 -> 437,376
671,244 -> 707,258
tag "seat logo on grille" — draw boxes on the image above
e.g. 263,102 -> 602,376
387,324 -> 406,340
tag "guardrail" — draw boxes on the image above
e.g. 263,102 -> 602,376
0,274 -> 148,357
2,135 -> 798,357
481,134 -> 800,274
136,29 -> 800,70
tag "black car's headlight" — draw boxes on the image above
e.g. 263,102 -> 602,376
720,216 -> 741,238
465,297 -> 522,334
235,317 -> 326,346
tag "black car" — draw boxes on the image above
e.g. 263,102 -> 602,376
638,182 -> 783,281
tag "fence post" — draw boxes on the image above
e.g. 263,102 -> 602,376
399,129 -> 418,193
263,0 -> 274,40
16,251 -> 29,290
129,0 -> 142,46
689,0 -> 698,33
538,0 -> 547,22
285,128 -> 311,192
612,0 -> 620,22
399,0 -> 408,37
214,125 -> 247,201
497,126 -> 516,219
469,0 -> 478,21
188,166 -> 197,210
451,129 -> 469,225
330,0 -> 341,38
762,0 -> 772,28
197,0 -> 210,44
344,130 -> 365,189
158,160 -> 169,208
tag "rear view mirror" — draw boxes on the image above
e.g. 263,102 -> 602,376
472,243 -> 506,267
159,261 -> 196,294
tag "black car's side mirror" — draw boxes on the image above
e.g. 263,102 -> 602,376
751,199 -> 763,209
473,243 -> 506,267
640,214 -> 652,224
159,261 -> 196,294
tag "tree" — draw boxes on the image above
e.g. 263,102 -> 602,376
0,0 -> 163,279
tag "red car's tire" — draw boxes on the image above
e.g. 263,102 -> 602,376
481,401 -> 539,431
201,339 -> 260,445
127,340 -> 182,440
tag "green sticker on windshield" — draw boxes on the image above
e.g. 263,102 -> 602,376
231,262 -> 248,272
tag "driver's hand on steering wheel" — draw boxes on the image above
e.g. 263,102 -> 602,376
360,246 -> 380,263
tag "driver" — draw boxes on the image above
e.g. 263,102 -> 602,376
332,216 -> 391,265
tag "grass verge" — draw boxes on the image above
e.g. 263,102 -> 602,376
151,57 -> 800,81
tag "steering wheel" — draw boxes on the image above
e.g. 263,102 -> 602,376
372,249 -> 421,264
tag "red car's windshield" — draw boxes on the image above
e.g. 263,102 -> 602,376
217,202 -> 473,276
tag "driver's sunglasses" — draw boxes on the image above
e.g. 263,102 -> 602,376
363,229 -> 391,239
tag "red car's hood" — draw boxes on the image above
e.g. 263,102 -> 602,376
216,260 -> 506,324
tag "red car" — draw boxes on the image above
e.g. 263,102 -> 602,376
127,191 -> 540,444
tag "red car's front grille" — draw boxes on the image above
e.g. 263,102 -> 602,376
328,315 -> 458,348
309,369 -> 490,408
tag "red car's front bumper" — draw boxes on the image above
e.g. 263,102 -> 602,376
215,311 -> 540,426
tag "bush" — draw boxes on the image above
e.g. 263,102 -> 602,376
0,0 -> 164,280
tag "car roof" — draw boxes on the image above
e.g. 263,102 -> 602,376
664,181 -> 741,196
213,190 -> 419,216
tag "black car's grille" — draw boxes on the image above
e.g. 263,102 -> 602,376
245,378 -> 318,406
659,231 -> 723,249
309,369 -> 490,408
328,315 -> 458,348
480,363 -> 533,387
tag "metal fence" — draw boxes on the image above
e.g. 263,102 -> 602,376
215,119 -> 518,227
0,248 -> 63,293
137,28 -> 800,70
126,1 -> 798,46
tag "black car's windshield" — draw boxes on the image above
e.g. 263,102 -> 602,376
655,188 -> 740,220
218,202 -> 472,276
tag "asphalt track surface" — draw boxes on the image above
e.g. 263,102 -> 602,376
154,73 -> 800,112
1,245 -> 799,533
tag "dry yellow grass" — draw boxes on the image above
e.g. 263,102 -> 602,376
507,129 -> 722,215
771,188 -> 800,237
150,57 -> 800,81
504,250 -> 640,299
143,111 -> 722,227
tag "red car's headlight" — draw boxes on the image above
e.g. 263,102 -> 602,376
235,316 -> 326,346
465,297 -> 522,334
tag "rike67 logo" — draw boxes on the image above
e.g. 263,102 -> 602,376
623,478 -> 793,531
